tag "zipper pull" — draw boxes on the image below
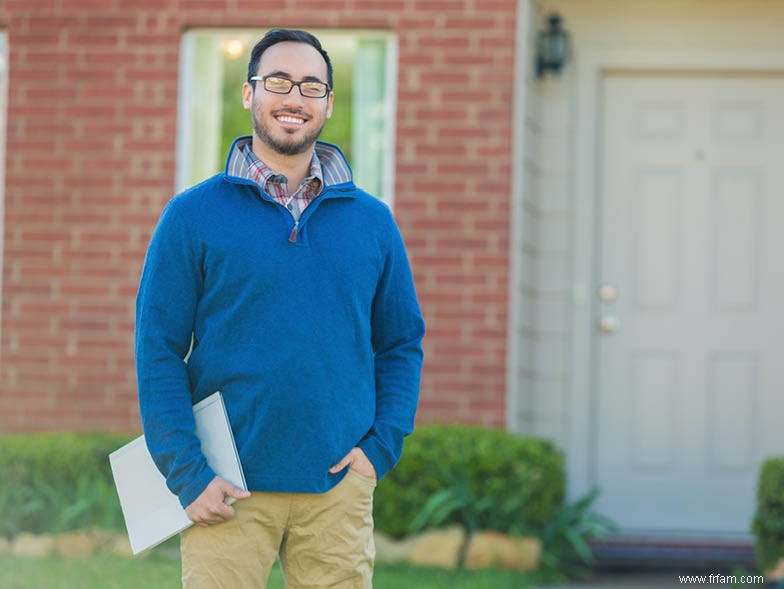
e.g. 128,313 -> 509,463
288,221 -> 299,244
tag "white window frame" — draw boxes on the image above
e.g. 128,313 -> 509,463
176,29 -> 398,207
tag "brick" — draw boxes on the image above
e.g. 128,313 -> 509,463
65,68 -> 119,83
11,32 -> 67,47
475,0 -> 516,10
476,29 -> 515,45
436,162 -> 490,176
85,51 -> 137,65
413,0 -> 466,10
70,35 -> 126,53
418,35 -> 472,50
417,71 -> 472,85
6,0 -> 58,9
61,0 -> 116,8
443,53 -> 496,66
19,15 -> 82,30
414,107 -> 468,120
297,0 -> 348,7
356,0 -> 405,8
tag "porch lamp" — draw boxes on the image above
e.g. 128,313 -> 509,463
536,13 -> 571,79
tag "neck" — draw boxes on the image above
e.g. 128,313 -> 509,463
252,138 -> 314,190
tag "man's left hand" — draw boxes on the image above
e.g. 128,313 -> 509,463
329,447 -> 377,481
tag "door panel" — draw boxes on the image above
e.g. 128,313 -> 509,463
596,74 -> 784,534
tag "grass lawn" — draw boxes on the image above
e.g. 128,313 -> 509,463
0,554 -> 545,588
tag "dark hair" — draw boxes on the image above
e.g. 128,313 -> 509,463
247,29 -> 333,89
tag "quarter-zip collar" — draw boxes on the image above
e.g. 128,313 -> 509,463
222,136 -> 357,246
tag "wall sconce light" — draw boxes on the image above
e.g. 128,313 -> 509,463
536,13 -> 571,79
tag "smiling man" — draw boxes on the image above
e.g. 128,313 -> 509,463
135,29 -> 425,588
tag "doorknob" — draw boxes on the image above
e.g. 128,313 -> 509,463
598,284 -> 619,302
599,316 -> 620,333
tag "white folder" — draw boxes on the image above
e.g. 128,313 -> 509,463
109,391 -> 247,555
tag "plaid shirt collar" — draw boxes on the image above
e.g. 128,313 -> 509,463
241,143 -> 323,200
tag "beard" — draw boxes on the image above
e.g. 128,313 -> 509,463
251,107 -> 327,156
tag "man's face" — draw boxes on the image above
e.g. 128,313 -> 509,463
242,41 -> 334,156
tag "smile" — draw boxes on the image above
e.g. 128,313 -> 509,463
276,114 -> 306,125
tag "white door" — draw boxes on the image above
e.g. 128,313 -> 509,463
595,73 -> 784,535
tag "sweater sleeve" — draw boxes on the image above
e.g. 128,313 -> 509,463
135,198 -> 216,508
358,213 -> 425,481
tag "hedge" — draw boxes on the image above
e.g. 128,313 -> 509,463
752,456 -> 784,572
0,431 -> 134,537
0,426 -> 565,544
374,424 -> 565,538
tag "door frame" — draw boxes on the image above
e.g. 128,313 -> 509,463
566,43 -> 784,518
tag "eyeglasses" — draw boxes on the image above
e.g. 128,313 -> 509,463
250,76 -> 330,99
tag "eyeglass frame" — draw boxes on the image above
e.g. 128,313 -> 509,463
249,75 -> 331,99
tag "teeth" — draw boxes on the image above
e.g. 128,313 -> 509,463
277,115 -> 304,124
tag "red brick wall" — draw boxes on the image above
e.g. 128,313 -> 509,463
0,0 -> 517,432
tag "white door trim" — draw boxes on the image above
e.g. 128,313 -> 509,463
506,0 -> 538,432
567,46 -> 784,502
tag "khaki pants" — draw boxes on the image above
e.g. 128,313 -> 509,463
181,469 -> 376,589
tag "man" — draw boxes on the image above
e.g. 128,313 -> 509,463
135,29 -> 425,588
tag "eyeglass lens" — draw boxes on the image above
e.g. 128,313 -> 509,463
264,77 -> 327,98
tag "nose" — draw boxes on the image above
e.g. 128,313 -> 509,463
281,85 -> 307,107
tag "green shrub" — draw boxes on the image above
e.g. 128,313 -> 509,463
540,487 -> 617,578
752,456 -> 784,572
374,425 -> 565,539
0,431 -> 135,537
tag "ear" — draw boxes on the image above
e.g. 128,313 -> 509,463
326,91 -> 334,119
242,82 -> 254,110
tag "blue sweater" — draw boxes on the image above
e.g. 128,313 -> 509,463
135,138 -> 425,507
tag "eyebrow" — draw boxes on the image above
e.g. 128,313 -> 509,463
263,70 -> 327,84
